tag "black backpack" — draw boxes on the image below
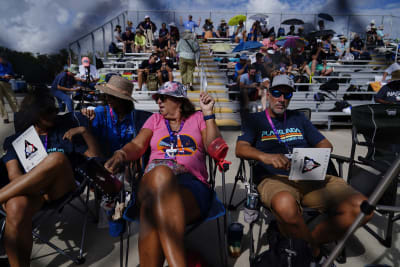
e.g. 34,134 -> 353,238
253,221 -> 313,267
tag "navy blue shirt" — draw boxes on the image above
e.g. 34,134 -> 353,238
91,106 -> 152,157
237,110 -> 325,181
375,81 -> 400,103
0,62 -> 14,82
51,71 -> 76,91
3,114 -> 88,173
234,62 -> 248,79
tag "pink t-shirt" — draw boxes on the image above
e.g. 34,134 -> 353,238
142,111 -> 208,184
261,38 -> 278,51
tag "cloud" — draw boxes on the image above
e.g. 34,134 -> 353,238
57,7 -> 70,25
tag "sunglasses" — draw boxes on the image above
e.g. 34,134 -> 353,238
269,89 -> 293,99
154,94 -> 168,102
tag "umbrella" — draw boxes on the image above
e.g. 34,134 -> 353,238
211,43 -> 232,53
232,41 -> 263,52
276,36 -> 308,48
281,18 -> 304,25
308,29 -> 336,38
318,13 -> 334,22
228,15 -> 247,26
249,13 -> 268,21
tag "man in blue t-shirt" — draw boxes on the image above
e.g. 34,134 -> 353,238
236,75 -> 371,261
51,64 -> 80,112
180,14 -> 201,33
239,65 -> 262,109
233,54 -> 250,82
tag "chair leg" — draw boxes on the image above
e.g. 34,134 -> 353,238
249,222 -> 255,266
217,218 -> 228,267
77,186 -> 91,262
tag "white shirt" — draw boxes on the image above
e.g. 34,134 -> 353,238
77,64 -> 99,81
114,31 -> 122,43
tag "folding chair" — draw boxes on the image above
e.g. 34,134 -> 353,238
344,104 -> 400,248
0,155 -> 97,265
119,150 -> 229,267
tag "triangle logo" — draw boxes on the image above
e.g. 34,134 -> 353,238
25,140 -> 38,159
302,156 -> 321,173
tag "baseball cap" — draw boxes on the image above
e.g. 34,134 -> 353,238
240,54 -> 248,60
152,81 -> 187,100
81,57 -> 90,67
66,64 -> 78,74
262,77 -> 270,83
270,75 -> 295,91
145,15 -> 150,19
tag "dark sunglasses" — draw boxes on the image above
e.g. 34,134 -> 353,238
154,94 -> 168,102
269,89 -> 293,99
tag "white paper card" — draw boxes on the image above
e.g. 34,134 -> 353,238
289,148 -> 331,181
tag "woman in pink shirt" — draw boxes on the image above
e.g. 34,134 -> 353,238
105,81 -> 222,267
260,33 -> 278,53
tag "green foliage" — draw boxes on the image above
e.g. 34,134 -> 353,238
0,47 -> 71,85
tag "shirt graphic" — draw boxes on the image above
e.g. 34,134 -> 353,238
261,128 -> 304,142
157,134 -> 198,157
302,156 -> 321,173
25,140 -> 38,158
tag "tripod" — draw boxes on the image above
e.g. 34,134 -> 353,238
227,159 -> 248,210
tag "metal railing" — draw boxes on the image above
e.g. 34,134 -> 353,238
68,10 -> 400,65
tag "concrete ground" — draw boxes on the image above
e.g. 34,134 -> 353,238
0,117 -> 399,267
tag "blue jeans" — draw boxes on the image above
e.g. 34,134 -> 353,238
51,89 -> 73,112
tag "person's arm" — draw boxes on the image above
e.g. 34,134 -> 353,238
57,85 -> 78,92
5,160 -> 23,181
104,128 -> 153,173
236,63 -> 248,76
199,92 -> 221,150
314,138 -> 333,151
62,126 -> 102,158
382,72 -> 388,82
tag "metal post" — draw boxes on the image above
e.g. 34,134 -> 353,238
322,155 -> 400,267
102,27 -> 106,59
347,15 -> 351,38
123,13 -> 126,31
111,21 -> 114,41
91,32 -> 96,67
68,45 -> 72,66
77,41 -> 81,65
117,17 -> 121,27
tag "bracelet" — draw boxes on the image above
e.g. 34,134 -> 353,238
203,114 -> 216,121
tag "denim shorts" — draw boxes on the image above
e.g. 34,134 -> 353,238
177,173 -> 213,218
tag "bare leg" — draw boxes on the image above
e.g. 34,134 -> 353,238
123,42 -> 127,54
311,59 -> 317,75
138,70 -> 144,90
138,166 -> 201,267
4,195 -> 43,267
168,71 -> 173,82
0,152 -> 76,204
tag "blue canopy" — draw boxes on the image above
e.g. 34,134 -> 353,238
232,41 -> 263,52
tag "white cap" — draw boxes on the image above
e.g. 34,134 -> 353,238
145,15 -> 150,19
262,77 -> 270,83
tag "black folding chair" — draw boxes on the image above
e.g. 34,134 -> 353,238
345,104 -> 400,248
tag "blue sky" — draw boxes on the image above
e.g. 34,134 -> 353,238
0,0 -> 399,53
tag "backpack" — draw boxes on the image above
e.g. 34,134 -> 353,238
253,221 -> 313,267
147,73 -> 159,91
96,57 -> 104,69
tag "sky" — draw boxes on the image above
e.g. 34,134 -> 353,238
0,0 -> 399,54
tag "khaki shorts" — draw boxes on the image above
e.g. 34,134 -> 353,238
257,175 -> 360,213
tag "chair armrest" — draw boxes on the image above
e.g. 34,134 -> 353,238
330,154 -> 351,163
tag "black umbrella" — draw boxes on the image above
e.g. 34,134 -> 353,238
281,18 -> 304,25
318,13 -> 334,22
308,29 -> 336,38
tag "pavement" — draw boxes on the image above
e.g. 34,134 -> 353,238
0,117 -> 399,267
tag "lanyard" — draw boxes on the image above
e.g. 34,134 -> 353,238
164,119 -> 184,159
44,134 -> 48,150
265,110 -> 291,153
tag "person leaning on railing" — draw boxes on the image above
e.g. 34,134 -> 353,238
104,82 -> 221,267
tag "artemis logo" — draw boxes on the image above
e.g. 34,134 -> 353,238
24,140 -> 38,159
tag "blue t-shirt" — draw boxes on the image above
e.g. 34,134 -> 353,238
237,110 -> 325,181
239,73 -> 262,85
184,20 -> 198,32
0,62 -> 14,82
91,106 -> 152,157
234,63 -> 248,79
2,114 -> 88,173
51,72 -> 75,91
375,81 -> 400,103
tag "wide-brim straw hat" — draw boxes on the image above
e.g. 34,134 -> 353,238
95,75 -> 136,102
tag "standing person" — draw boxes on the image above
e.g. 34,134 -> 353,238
176,30 -> 200,91
104,82 -> 222,267
135,30 -> 146,53
51,64 -> 80,112
216,19 -> 229,38
180,14 -> 201,33
81,75 -> 152,158
122,27 -> 135,53
0,55 -> 18,123
138,15 -> 157,49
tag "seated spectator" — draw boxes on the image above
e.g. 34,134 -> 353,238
252,52 -> 269,78
157,52 -> 174,84
236,74 -> 372,262
382,61 -> 400,82
0,55 -> 18,124
261,33 -> 279,53
335,36 -> 350,59
287,25 -> 296,36
104,82 -> 221,267
248,21 -> 261,41
159,22 -> 169,38
114,25 -> 123,44
234,54 -> 250,82
135,30 -> 146,53
288,48 -> 312,77
168,34 -> 178,60
234,20 -> 247,43
376,25 -> 386,46
153,32 -> 169,53
297,26 -> 305,37
318,19 -> 325,31
176,30 -> 200,90
76,57 -> 100,90
202,19 -> 214,41
122,27 -> 135,53
138,15 -> 157,48
169,22 -> 180,41
180,14 -> 201,33
310,40 -> 333,76
1,89 -> 100,267
322,34 -> 335,59
138,53 -> 159,91
350,34 -> 370,59
239,65 -> 262,109
375,71 -> 400,104
366,20 -> 377,45
51,64 -> 80,112
81,75 -> 152,157
216,19 -> 229,38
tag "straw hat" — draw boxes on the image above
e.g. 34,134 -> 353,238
95,76 -> 135,102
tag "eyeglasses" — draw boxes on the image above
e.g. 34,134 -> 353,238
155,95 -> 168,102
269,89 -> 293,99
